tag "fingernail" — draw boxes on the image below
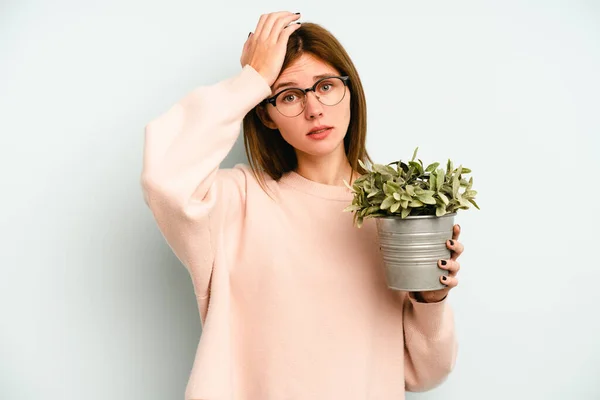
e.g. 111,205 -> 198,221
295,12 -> 301,14
440,260 -> 447,266
248,32 -> 252,37
449,240 -> 454,246
296,22 -> 301,24
442,276 -> 447,281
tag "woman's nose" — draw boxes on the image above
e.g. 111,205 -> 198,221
304,91 -> 323,119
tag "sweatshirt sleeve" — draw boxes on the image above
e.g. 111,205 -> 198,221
403,293 -> 459,392
140,65 -> 272,299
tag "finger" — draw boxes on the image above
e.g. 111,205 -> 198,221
438,259 -> 460,275
440,274 -> 458,288
452,224 -> 461,241
258,11 -> 298,40
253,13 -> 269,38
447,239 -> 464,260
273,12 -> 301,36
279,20 -> 302,42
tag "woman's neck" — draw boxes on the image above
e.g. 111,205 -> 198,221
294,148 -> 358,187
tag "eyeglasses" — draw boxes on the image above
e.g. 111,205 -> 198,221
262,76 -> 350,117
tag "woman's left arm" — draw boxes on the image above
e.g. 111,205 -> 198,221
403,224 -> 463,392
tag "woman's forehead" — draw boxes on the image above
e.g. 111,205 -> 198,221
274,54 -> 339,89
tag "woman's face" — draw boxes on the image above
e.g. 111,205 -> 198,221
260,53 -> 351,159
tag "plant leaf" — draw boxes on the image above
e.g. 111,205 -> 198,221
438,192 -> 449,205
425,162 -> 440,173
409,199 -> 424,207
436,204 -> 447,217
411,146 -> 419,162
452,173 -> 459,196
393,192 -> 401,201
401,207 -> 411,219
358,159 -> 369,171
380,196 -> 396,210
468,198 -> 481,210
343,204 -> 361,212
436,168 -> 445,192
416,194 -> 436,205
390,201 -> 401,213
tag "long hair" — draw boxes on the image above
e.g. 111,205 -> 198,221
242,22 -> 372,192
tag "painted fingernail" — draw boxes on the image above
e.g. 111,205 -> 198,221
440,260 -> 447,266
449,240 -> 454,246
248,32 -> 252,37
442,275 -> 447,281
295,12 -> 301,14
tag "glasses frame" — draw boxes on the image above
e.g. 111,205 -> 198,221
262,75 -> 350,117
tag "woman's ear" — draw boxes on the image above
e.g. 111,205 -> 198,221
256,105 -> 278,130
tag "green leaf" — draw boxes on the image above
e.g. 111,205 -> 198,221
343,179 -> 354,191
393,192 -> 401,201
425,162 -> 440,173
411,146 -> 419,162
401,199 -> 409,208
452,173 -> 459,196
400,193 -> 412,201
401,207 -> 411,219
367,190 -> 381,198
380,196 -> 396,210
358,159 -> 368,171
436,204 -> 447,217
416,194 -> 436,205
467,198 -> 481,210
373,163 -> 396,176
436,168 -> 445,192
405,185 -> 415,196
409,161 -> 423,175
429,174 -> 437,191
438,192 -> 449,205
366,205 -> 381,215
386,181 -> 401,192
462,167 -> 472,173
390,201 -> 401,213
463,190 -> 478,198
409,199 -> 424,207
343,204 -> 361,212
383,183 -> 393,196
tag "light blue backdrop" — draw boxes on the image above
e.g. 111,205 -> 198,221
1,0 -> 599,399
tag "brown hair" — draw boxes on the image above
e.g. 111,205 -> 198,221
242,22 -> 372,192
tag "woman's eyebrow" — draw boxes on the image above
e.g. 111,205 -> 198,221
273,74 -> 336,92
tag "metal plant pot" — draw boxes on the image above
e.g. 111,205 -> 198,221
375,212 -> 456,292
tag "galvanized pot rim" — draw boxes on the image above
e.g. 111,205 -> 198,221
375,212 -> 457,220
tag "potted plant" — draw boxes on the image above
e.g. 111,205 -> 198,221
344,147 -> 480,291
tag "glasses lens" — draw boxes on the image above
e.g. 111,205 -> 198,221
276,89 -> 305,117
275,77 -> 347,117
315,77 -> 346,106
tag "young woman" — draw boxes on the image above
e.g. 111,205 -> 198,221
141,11 -> 463,400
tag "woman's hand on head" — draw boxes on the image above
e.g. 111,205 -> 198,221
240,11 -> 302,87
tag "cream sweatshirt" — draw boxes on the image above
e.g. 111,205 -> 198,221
141,64 -> 458,400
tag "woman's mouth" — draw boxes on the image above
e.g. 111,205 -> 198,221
307,127 -> 333,140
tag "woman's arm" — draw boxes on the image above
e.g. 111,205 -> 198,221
140,65 -> 271,298
403,294 -> 458,392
